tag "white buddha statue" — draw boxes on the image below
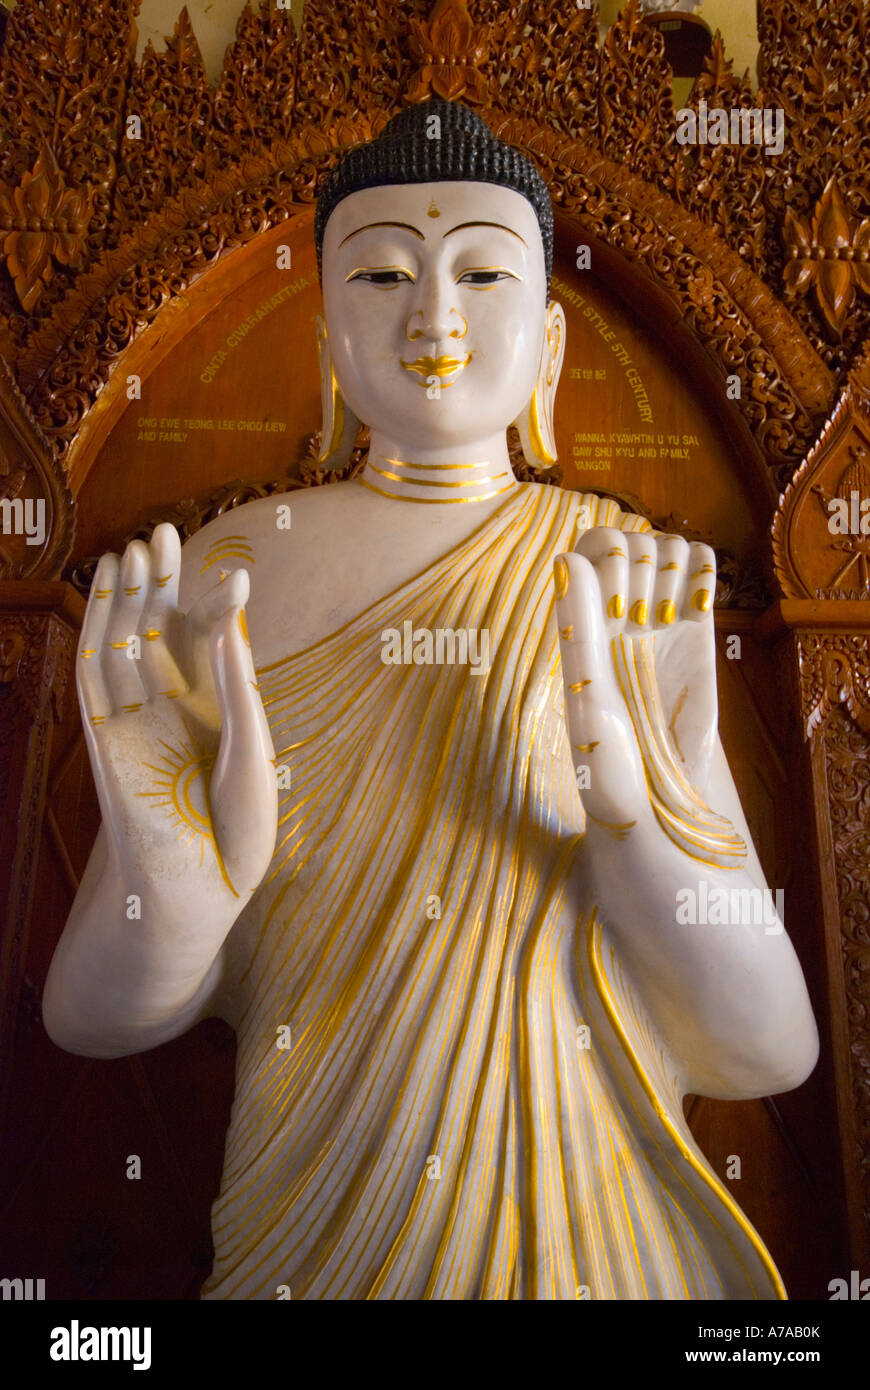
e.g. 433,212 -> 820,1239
44,101 -> 818,1301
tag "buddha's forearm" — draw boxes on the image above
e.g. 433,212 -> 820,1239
578,818 -> 819,1100
43,827 -> 233,1057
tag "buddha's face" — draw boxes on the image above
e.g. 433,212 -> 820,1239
322,180 -> 551,449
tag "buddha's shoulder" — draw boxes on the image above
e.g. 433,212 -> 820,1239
179,482 -> 359,557
177,481 -> 360,603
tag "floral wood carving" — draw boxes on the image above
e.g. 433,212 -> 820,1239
784,178 -> 870,342
796,625 -> 870,1231
0,354 -> 74,580
406,0 -> 488,105
0,146 -> 93,313
0,0 -> 860,500
814,703 -> 870,1226
0,0 -> 138,333
772,350 -> 870,599
114,6 -> 215,234
799,633 -> 870,740
495,0 -> 599,139
674,34 -> 768,276
212,1 -> 297,155
758,0 -> 870,371
599,0 -> 677,189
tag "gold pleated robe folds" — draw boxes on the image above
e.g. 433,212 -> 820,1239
201,482 -> 784,1301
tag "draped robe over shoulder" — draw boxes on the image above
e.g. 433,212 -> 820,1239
201,483 -> 784,1301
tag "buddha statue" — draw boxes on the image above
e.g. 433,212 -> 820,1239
44,101 -> 818,1300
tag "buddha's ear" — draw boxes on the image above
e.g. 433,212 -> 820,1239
512,300 -> 566,470
315,315 -> 361,469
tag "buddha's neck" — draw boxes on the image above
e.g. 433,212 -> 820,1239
360,431 -> 518,505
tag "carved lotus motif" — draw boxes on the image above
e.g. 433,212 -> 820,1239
406,0 -> 489,104
783,177 -> 870,340
0,146 -> 92,312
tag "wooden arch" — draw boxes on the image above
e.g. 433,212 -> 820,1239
12,114 -> 833,508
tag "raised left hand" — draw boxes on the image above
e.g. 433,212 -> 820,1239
553,526 -> 718,833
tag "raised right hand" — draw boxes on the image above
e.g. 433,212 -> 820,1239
77,523 -> 278,921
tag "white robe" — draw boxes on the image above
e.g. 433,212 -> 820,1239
201,484 -> 784,1300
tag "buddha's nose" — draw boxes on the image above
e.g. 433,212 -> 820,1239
406,278 -> 457,343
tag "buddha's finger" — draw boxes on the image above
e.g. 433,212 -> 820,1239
684,542 -> 716,622
626,532 -> 656,629
554,553 -> 607,762
209,607 -> 277,885
148,522 -> 181,612
102,541 -> 149,714
573,526 -> 629,622
652,533 -> 690,627
78,553 -> 119,729
186,568 -> 250,694
134,526 -> 189,700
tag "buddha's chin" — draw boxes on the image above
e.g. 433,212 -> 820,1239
365,388 -> 518,449
370,414 -> 510,452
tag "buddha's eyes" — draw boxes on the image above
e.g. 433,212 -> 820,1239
346,268 -> 415,286
457,269 -> 521,287
346,267 -> 521,287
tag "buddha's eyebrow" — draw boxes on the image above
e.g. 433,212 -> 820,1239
339,221 -> 424,246
443,220 -> 527,245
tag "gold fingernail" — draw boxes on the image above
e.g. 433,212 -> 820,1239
238,609 -> 251,647
657,600 -> 676,624
607,595 -> 625,619
691,565 -> 715,578
559,624 -> 574,640
635,556 -> 654,565
629,600 -> 648,626
123,586 -> 141,596
79,649 -> 95,659
553,557 -> 569,600
569,680 -> 591,693
607,548 -> 627,559
659,562 -> 681,572
94,588 -> 112,598
155,574 -> 172,588
573,741 -> 600,753
693,589 -> 712,613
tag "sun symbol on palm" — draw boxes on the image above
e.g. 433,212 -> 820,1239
137,725 -> 237,894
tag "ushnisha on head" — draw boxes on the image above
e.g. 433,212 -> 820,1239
314,99 -> 566,472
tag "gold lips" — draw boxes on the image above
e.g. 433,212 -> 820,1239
400,353 -> 471,384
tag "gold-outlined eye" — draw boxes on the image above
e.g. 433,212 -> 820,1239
456,267 -> 522,288
345,266 -> 416,286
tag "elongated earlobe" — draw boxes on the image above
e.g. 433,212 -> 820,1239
315,315 -> 360,469
513,301 -> 566,470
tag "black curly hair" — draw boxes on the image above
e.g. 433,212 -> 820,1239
314,99 -> 553,288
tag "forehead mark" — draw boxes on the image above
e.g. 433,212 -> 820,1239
338,220 -> 425,247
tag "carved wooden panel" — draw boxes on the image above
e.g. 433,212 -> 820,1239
773,355 -> 870,600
